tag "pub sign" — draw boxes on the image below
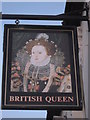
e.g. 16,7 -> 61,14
2,24 -> 82,110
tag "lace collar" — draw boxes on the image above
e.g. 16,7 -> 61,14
31,56 -> 51,67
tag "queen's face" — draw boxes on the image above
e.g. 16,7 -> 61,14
31,45 -> 48,64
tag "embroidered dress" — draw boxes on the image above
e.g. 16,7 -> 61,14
27,63 -> 50,92
11,49 -> 72,93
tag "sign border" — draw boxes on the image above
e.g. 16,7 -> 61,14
2,24 -> 82,110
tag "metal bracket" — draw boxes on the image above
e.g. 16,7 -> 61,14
0,5 -> 89,30
0,3 -> 89,32
15,19 -> 20,25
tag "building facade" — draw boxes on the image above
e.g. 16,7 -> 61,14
61,1 -> 90,119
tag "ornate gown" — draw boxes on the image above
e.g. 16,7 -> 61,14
11,48 -> 72,93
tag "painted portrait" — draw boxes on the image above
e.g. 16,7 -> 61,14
11,33 -> 72,93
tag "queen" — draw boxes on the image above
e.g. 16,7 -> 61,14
11,33 -> 72,93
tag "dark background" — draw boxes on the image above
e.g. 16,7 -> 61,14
11,29 -> 72,66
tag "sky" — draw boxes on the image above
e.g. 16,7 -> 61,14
0,2 -> 66,119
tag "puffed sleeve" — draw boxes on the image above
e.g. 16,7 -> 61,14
54,65 -> 72,92
11,61 -> 23,92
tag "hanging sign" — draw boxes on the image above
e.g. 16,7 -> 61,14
2,24 -> 82,110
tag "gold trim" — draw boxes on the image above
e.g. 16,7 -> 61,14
4,28 -> 10,105
72,31 -> 79,106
